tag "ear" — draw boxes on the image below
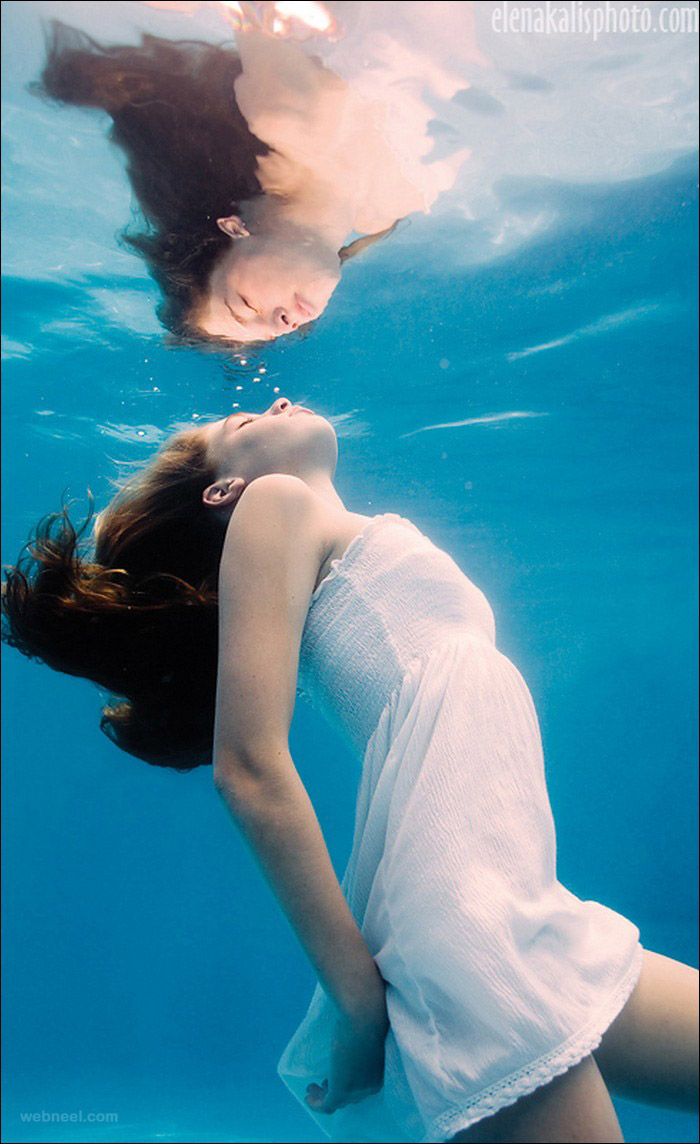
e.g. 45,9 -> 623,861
216,215 -> 250,240
202,477 -> 246,510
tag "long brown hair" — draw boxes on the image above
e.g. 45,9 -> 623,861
33,20 -> 268,339
33,21 -> 401,345
1,430 -> 226,771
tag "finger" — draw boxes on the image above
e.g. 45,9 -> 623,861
305,1097 -> 336,1113
319,1094 -> 341,1114
305,1085 -> 343,1115
305,1080 -> 328,1109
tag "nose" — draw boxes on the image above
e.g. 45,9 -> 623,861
269,397 -> 294,416
271,306 -> 299,333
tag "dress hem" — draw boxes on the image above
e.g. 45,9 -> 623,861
424,940 -> 644,1143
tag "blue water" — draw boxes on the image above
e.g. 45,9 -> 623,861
2,4 -> 698,1143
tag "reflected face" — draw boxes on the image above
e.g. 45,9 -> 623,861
203,397 -> 337,482
195,232 -> 342,342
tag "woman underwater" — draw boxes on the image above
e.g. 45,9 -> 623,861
3,396 -> 698,1143
35,16 -> 467,346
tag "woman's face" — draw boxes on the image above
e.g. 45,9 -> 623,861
195,231 -> 342,342
202,396 -> 338,485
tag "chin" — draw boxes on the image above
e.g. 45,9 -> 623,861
306,276 -> 340,309
297,411 -> 337,454
305,410 -> 333,432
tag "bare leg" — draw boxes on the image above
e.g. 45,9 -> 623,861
592,947 -> 699,1112
447,1054 -> 624,1143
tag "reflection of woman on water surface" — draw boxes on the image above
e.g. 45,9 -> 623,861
36,17 -> 468,344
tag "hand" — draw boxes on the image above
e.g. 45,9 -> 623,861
305,995 -> 390,1115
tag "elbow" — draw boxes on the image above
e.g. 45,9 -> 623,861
212,757 -> 251,799
212,745 -> 292,804
212,768 -> 285,818
212,764 -> 235,794
212,765 -> 263,816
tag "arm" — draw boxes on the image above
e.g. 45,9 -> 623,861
233,28 -> 347,162
213,475 -> 386,1026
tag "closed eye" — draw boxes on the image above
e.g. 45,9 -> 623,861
238,417 -> 255,429
225,300 -> 248,325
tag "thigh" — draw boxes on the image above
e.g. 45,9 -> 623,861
447,1054 -> 624,1143
592,947 -> 699,1112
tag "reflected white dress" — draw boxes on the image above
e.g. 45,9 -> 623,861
233,27 -> 470,234
278,514 -> 643,1143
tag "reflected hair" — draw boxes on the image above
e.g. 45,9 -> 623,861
33,21 -> 399,346
1,430 -> 226,771
32,20 -> 268,340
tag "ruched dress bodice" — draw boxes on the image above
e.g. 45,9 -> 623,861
296,513 -> 495,759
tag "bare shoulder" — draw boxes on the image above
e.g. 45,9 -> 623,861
234,472 -> 319,517
218,474 -> 334,594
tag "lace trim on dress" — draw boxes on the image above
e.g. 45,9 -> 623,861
424,941 -> 644,1143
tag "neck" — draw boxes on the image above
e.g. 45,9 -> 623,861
300,467 -> 347,514
241,177 -> 355,250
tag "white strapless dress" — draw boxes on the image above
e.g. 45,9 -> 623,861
278,513 -> 643,1143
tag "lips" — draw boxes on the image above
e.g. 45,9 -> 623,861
294,294 -> 316,320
